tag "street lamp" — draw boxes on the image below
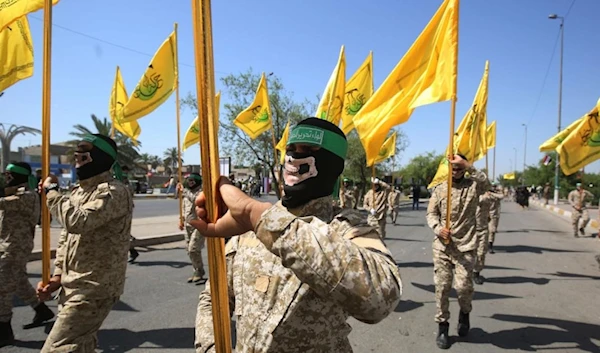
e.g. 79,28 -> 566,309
549,13 -> 564,205
522,123 -> 527,185
513,147 -> 517,172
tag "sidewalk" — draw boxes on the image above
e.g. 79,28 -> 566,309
528,197 -> 600,231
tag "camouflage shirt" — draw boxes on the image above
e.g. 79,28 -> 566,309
182,186 -> 202,224
489,191 -> 504,220
363,181 -> 390,220
568,189 -> 594,209
195,196 -> 402,353
475,191 -> 503,231
388,190 -> 400,208
0,185 -> 39,261
426,167 -> 489,252
48,171 -> 134,299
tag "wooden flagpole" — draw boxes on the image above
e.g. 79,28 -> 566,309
174,23 -> 184,225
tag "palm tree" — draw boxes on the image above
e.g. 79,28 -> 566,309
69,114 -> 142,168
137,153 -> 152,171
0,123 -> 41,170
163,147 -> 183,174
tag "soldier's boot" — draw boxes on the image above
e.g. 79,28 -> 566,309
473,272 -> 485,285
436,322 -> 450,349
128,248 -> 140,263
23,302 -> 55,329
457,312 -> 470,337
579,227 -> 585,236
191,270 -> 203,283
195,269 -> 207,285
0,321 -> 14,348
488,242 -> 495,254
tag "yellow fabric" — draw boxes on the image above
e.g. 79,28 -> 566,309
503,172 -> 515,180
428,60 -> 489,189
373,132 -> 396,165
182,92 -> 221,151
275,121 -> 290,164
341,51 -> 373,134
486,120 -> 496,150
233,72 -> 272,139
352,0 -> 458,166
0,16 -> 33,93
109,66 -> 141,145
556,98 -> 600,176
315,45 -> 346,126
0,0 -> 59,31
121,30 -> 177,123
539,117 -> 584,152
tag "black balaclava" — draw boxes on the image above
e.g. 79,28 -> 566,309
76,134 -> 118,181
186,173 -> 202,190
5,162 -> 34,188
281,118 -> 347,209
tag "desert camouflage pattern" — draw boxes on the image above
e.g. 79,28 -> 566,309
568,189 -> 594,209
195,196 -> 402,353
568,189 -> 593,236
433,247 -> 476,323
364,181 -> 390,238
0,186 -> 40,322
339,187 -> 356,209
48,171 -> 133,299
426,168 -> 489,252
182,187 -> 205,273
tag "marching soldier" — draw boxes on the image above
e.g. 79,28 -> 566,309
364,177 -> 391,238
388,186 -> 401,225
474,186 -> 503,284
339,178 -> 356,209
568,183 -> 594,237
488,182 -> 504,254
177,173 -> 206,283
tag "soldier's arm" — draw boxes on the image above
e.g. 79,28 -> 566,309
46,184 -> 131,234
489,191 -> 504,200
467,166 -> 491,195
568,191 -> 576,207
363,192 -> 370,209
195,238 -> 237,353
52,229 -> 68,277
182,188 -> 197,203
426,188 -> 443,236
253,206 -> 402,324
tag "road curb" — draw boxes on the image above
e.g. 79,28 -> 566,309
28,232 -> 185,262
529,199 -> 600,229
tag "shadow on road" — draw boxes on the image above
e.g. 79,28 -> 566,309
12,339 -> 46,350
485,276 -> 550,285
542,271 -> 600,281
394,299 -> 424,313
112,300 -> 139,312
498,229 -> 567,234
386,237 -> 427,242
396,262 -> 522,271
97,327 -> 195,351
133,260 -> 190,269
493,245 -> 583,254
465,314 -> 600,353
411,282 -> 521,301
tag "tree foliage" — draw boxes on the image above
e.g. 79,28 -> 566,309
0,123 -> 40,171
398,151 -> 445,188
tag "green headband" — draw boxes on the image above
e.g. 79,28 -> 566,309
81,135 -> 123,181
187,174 -> 202,182
286,126 -> 347,159
6,163 -> 37,190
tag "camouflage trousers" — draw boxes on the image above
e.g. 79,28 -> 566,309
186,224 -> 206,274
367,215 -> 387,239
389,206 -> 399,224
42,296 -> 118,353
341,195 -> 355,209
474,229 -> 489,273
489,217 -> 500,243
433,247 -> 476,323
0,260 -> 39,322
572,208 -> 590,235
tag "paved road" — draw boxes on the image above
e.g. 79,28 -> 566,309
8,201 -> 600,352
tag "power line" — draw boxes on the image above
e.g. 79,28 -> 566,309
28,15 -> 229,76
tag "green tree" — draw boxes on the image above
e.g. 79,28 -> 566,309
0,123 -> 41,171
162,147 -> 184,175
69,114 -> 141,168
181,69 -> 314,198
399,151 -> 445,188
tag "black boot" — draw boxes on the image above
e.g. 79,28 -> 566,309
23,302 -> 55,329
0,321 -> 14,348
436,322 -> 450,349
473,272 -> 484,285
457,312 -> 470,337
488,242 -> 495,254
128,248 -> 139,263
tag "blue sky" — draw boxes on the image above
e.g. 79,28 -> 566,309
3,0 -> 599,178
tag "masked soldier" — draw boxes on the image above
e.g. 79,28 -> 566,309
488,183 -> 504,254
426,154 -> 489,349
363,177 -> 391,238
339,178 -> 356,209
474,186 -> 503,284
191,118 -> 402,352
568,182 -> 594,237
36,134 -> 134,352
388,186 -> 401,225
121,166 -> 140,263
177,173 -> 206,283
0,162 -> 55,347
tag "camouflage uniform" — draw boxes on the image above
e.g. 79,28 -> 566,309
339,186 -> 355,209
568,189 -> 593,237
488,192 -> 503,244
194,196 -> 402,353
387,189 -> 400,224
182,187 -> 205,276
122,178 -> 138,253
426,168 -> 489,323
41,171 -> 133,353
363,181 -> 390,238
0,186 -> 40,323
474,191 -> 502,273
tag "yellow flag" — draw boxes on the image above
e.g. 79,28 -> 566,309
342,51 -> 373,134
275,121 -> 290,164
109,66 -> 141,145
539,117 -> 584,152
316,45 -> 346,126
0,16 -> 33,93
233,72 -> 272,139
182,92 -> 221,151
503,172 -> 515,180
556,98 -> 600,176
120,30 -> 177,123
373,132 -> 397,165
0,0 -> 59,31
353,0 -> 458,166
486,121 -> 496,150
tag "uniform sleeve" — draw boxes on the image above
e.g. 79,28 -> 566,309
254,206 -> 402,324
0,195 -> 28,212
489,191 -> 504,200
568,191 -> 576,207
363,191 -> 370,209
46,185 -> 131,235
426,188 -> 443,236
194,238 -> 237,353
467,167 -> 490,195
52,229 -> 68,276
182,188 -> 197,203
